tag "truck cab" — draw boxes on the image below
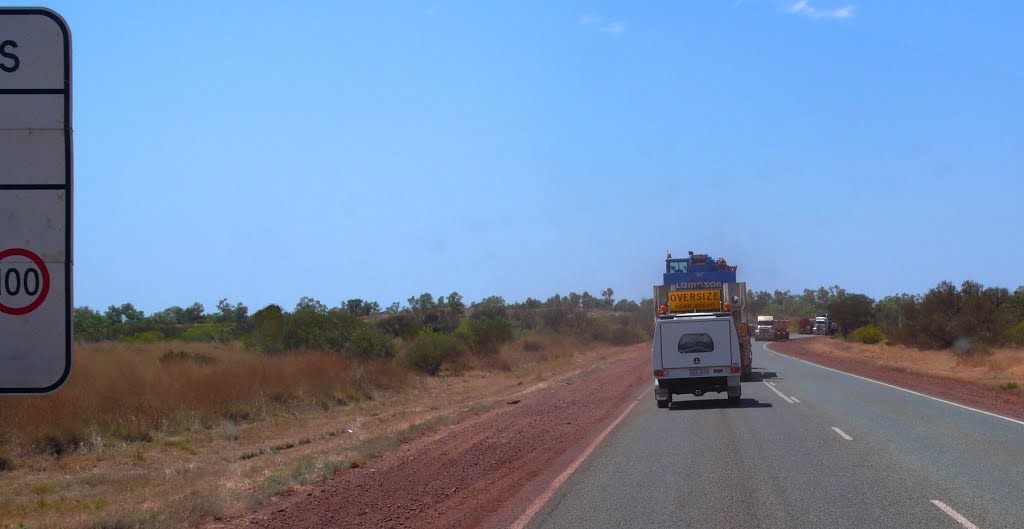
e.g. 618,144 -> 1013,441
813,314 -> 836,335
754,315 -> 775,341
754,315 -> 790,341
653,312 -> 742,408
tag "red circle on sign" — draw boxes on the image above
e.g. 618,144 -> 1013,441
0,248 -> 51,316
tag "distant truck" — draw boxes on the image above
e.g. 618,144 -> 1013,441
753,315 -> 790,341
798,317 -> 815,335
813,314 -> 838,335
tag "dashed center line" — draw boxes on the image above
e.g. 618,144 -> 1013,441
831,426 -> 853,440
762,380 -> 794,404
931,500 -> 980,529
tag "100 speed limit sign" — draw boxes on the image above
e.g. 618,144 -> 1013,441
0,248 -> 51,316
0,8 -> 72,395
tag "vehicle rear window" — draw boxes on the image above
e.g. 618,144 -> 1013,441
678,333 -> 714,354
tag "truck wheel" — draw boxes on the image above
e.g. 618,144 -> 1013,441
656,398 -> 670,409
728,388 -> 741,403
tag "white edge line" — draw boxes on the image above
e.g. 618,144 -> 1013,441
930,500 -> 980,529
509,387 -> 646,529
767,381 -> 776,386
762,380 -> 794,404
831,426 -> 853,440
791,397 -> 801,403
764,343 -> 1024,427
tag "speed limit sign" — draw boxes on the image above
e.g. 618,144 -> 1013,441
0,8 -> 72,394
0,248 -> 51,316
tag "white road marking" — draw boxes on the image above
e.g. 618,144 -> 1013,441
831,426 -> 853,440
930,500 -> 980,529
767,381 -> 776,386
509,387 -> 646,529
791,397 -> 801,403
764,344 -> 1024,427
763,380 -> 794,404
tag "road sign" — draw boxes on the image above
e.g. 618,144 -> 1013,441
667,289 -> 721,312
0,8 -> 72,394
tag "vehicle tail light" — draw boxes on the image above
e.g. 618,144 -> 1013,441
654,370 -> 665,377
658,305 -> 668,315
723,302 -> 731,311
729,365 -> 740,373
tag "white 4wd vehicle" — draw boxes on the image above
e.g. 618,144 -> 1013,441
653,313 -> 742,408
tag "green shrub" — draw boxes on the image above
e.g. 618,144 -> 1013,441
159,350 -> 217,365
1000,382 -> 1020,391
347,326 -> 396,360
177,323 -> 231,342
1006,321 -> 1024,346
257,474 -> 290,500
249,304 -> 286,353
583,317 -> 613,342
403,333 -> 463,375
468,317 -> 513,355
282,309 -> 364,352
377,312 -> 421,340
608,326 -> 643,345
851,325 -> 886,344
123,330 -> 165,343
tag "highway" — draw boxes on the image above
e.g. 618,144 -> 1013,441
522,337 -> 1024,529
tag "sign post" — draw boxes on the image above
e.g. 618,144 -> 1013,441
0,8 -> 72,394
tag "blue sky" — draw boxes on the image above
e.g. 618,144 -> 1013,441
18,1 -> 1024,313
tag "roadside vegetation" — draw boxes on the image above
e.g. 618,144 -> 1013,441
0,289 -> 652,529
3,290 -> 652,459
788,338 -> 1024,395
748,281 -> 1024,354
0,338 -> 638,529
750,282 -> 1024,394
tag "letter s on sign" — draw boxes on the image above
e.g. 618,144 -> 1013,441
1,40 -> 19,73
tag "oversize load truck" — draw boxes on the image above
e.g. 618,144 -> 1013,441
754,315 -> 790,341
652,252 -> 752,408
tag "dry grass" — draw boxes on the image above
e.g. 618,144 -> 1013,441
0,342 -> 409,457
807,339 -> 1024,389
0,338 -> 646,529
490,334 -> 587,371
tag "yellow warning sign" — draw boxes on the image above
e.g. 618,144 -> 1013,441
667,290 -> 721,312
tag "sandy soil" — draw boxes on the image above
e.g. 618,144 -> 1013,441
0,341 -> 648,529
209,346 -> 650,529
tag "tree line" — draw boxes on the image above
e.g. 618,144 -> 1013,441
75,279 -> 1024,364
748,281 -> 1024,352
72,289 -> 654,374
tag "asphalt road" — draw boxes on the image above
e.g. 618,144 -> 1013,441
524,336 -> 1023,529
